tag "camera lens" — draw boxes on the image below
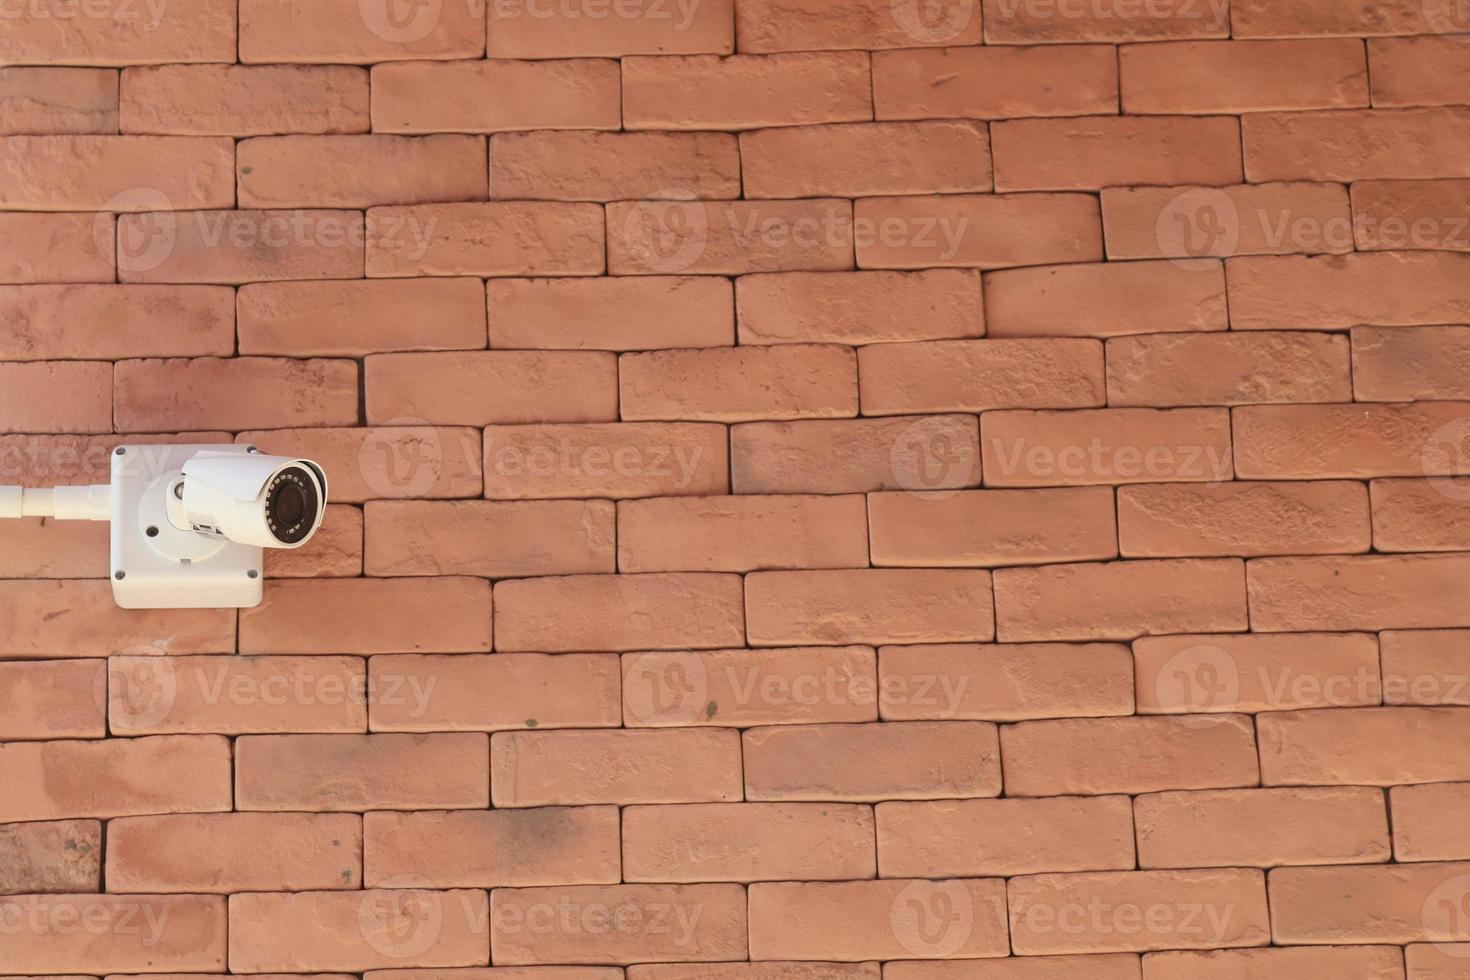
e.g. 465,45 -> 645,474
265,466 -> 319,544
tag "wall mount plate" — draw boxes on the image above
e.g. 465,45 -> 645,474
110,444 -> 264,609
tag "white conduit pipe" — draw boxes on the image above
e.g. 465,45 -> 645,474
0,485 -> 111,521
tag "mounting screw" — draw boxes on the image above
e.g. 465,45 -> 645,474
145,526 -> 159,538
247,569 -> 259,579
114,447 -> 125,455
114,570 -> 126,580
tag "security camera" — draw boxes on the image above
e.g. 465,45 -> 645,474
0,443 -> 328,610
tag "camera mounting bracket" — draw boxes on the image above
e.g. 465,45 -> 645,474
111,444 -> 264,609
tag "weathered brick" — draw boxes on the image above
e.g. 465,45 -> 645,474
492,729 -> 742,806
1260,707 -> 1470,785
117,210 -> 364,284
1234,402 -> 1470,478
886,956 -> 1139,980
1408,943 -> 1470,980
483,423 -> 729,500
0,135 -> 232,210
1393,783 -> 1470,861
1117,481 -> 1371,557
366,350 -> 617,425
631,966 -> 880,980
0,660 -> 104,740
0,284 -> 232,360
1380,629 -> 1470,706
488,276 -> 733,350
0,212 -> 114,283
493,573 -> 744,652
1249,555 -> 1470,631
0,517 -> 107,579
0,361 -> 111,433
239,0 -> 484,63
992,116 -> 1242,192
120,64 -> 368,135
0,67 -> 116,134
1370,36 -> 1470,109
488,0 -> 734,57
366,499 -> 613,578
0,895 -> 226,974
371,59 -> 620,134
736,0 -> 981,52
743,721 -> 1000,801
1270,862 -> 1470,944
1144,946 -> 1406,980
985,259 -> 1228,337
264,503 -> 363,578
237,426 -> 483,504
743,121 -> 991,198
366,202 -> 605,278
620,345 -> 858,422
1107,332 -> 1351,405
0,819 -> 100,895
873,44 -> 1117,120
1354,326 -> 1470,401
1120,39 -> 1368,113
1231,0 -> 1431,36
854,192 -> 1103,270
1101,182 -> 1353,260
0,0 -> 234,65
236,733 -> 489,811
858,338 -> 1104,414
736,269 -> 984,345
238,135 -> 486,209
606,199 -> 853,275
114,358 -> 358,432
241,578 -> 492,655
732,415 -> 981,494
1229,253 -> 1470,328
0,579 -> 234,659
617,494 -> 868,573
747,569 -> 995,645
1244,109 -> 1470,181
239,277 -> 486,357
1372,479 -> 1470,552
492,130 -> 739,201
984,0 -> 1228,41
623,52 -> 872,130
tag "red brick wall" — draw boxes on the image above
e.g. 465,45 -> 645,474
3,0 -> 1470,976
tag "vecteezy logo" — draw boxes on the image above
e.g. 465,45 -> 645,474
98,188 -> 176,275
359,0 -> 442,42
1422,0 -> 1470,38
108,656 -> 179,731
890,416 -> 977,497
623,653 -> 711,725
620,190 -> 708,273
359,877 -> 443,959
890,0 -> 979,43
1154,644 -> 1239,728
1424,874 -> 1470,955
1155,188 -> 1239,269
359,419 -> 446,499
890,880 -> 974,958
1424,417 -> 1470,502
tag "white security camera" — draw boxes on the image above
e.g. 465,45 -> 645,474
0,443 -> 328,609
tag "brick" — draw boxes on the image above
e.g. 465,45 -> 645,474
1394,783 -> 1470,861
229,889 -> 489,971
1353,180 -> 1470,252
736,0 -> 981,52
744,121 -> 991,198
607,199 -> 853,275
732,415 -> 981,494
0,735 -> 230,822
1009,869 -> 1268,954
624,802 -> 876,882
257,506 -> 364,576
984,0 -> 1228,41
241,578 -> 492,655
107,812 -> 361,893
1372,479 -> 1470,553
878,796 -> 1135,878
237,426 -> 483,504
630,967 -> 880,980
0,0 -> 234,65
0,518 -> 107,578
120,65 -> 368,135
0,432 -> 232,487
981,407 -> 1233,487
367,202 -> 605,278
1260,706 -> 1470,785
0,284 -> 232,360
491,883 -> 747,965
623,52 -> 872,130
1101,182 -> 1354,260
366,350 -> 616,426
749,879 -> 1007,960
743,720 -> 1000,801
492,131 -> 739,201
492,729 -> 743,806
873,45 -> 1117,120
0,67 -> 116,134
0,895 -> 226,974
371,59 -> 620,134
854,193 -> 1103,270
0,580 -> 233,659
621,345 -> 857,422
621,646 -> 879,727
1231,0 -> 1430,36
747,569 -> 994,646
859,339 -> 1104,414
366,500 -> 613,578
369,652 -> 621,733
237,733 -> 489,811
1408,944 -> 1470,980
1234,403 -> 1470,478
869,487 -> 1116,568
1001,714 -> 1259,795
488,0 -> 733,56
1270,862 -> 1470,943
885,957 -> 1140,980
0,212 -> 114,283
488,276 -> 733,350
239,277 -> 485,357
0,660 -> 104,740
1370,37 -> 1470,108
1107,332 -> 1351,406
239,0 -> 484,63
484,423 -> 728,500
1134,787 -> 1390,869
617,494 -> 868,572
239,135 -> 485,209
994,558 -> 1244,641
992,116 -> 1241,192
0,362 -> 110,433
1229,253 -> 1470,328
1120,39 -> 1368,113
1381,630 -> 1470,706
364,807 -> 619,888
114,357 -> 357,432
878,642 -> 1135,721
1356,326 -> 1470,401
0,135 -> 231,210
1145,946 -> 1407,980
1118,481 -> 1371,557
1245,109 -> 1470,182
117,209 -> 365,284
1250,554 -> 1470,631
493,573 -> 744,652
1133,631 -> 1382,715
985,259 -> 1228,337
107,655 -> 366,736
736,269 -> 984,345
0,820 -> 100,895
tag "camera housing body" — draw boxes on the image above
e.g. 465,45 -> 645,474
110,444 -> 327,609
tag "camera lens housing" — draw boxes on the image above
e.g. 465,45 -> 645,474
265,465 -> 321,545
177,450 -> 328,550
